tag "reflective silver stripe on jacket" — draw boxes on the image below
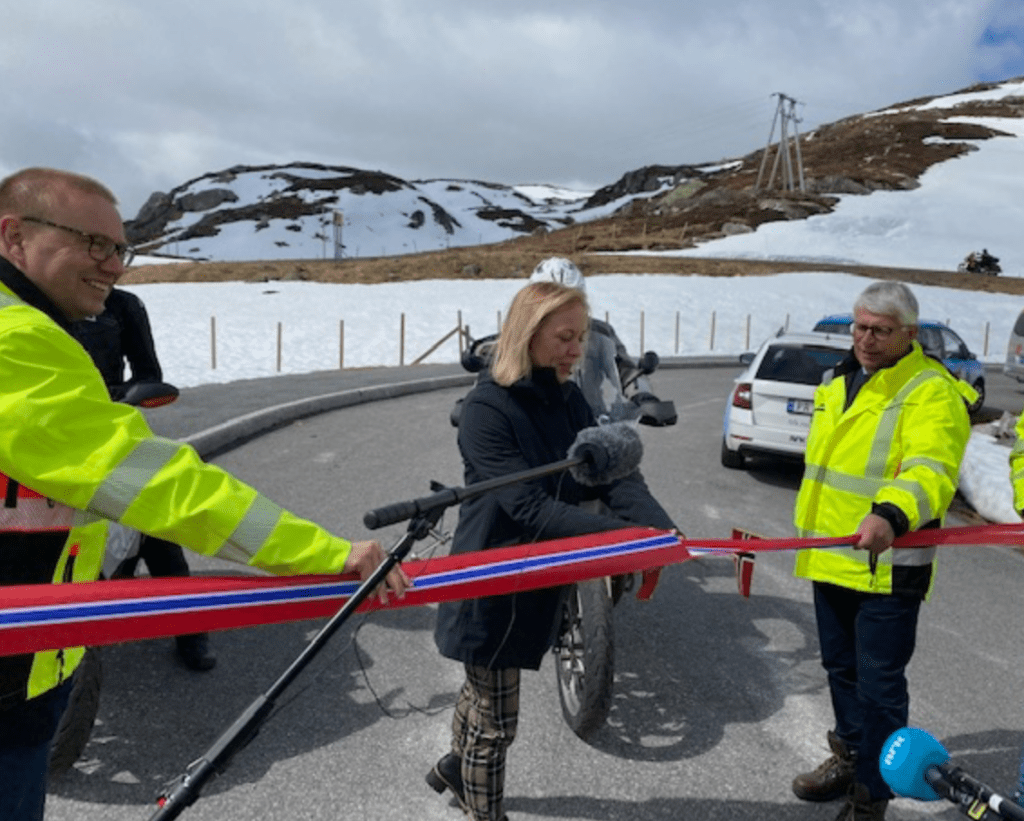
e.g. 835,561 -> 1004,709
88,437 -> 284,563
219,495 -> 286,564
0,497 -> 77,532
87,438 -> 181,520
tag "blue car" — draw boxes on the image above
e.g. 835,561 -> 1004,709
811,314 -> 985,413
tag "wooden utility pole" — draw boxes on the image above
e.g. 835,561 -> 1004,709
332,210 -> 344,259
755,93 -> 806,193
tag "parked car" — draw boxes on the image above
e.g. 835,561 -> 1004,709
811,314 -> 985,414
1003,307 -> 1024,383
721,331 -> 850,469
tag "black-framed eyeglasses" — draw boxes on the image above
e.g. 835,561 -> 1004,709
21,216 -> 134,267
852,322 -> 902,340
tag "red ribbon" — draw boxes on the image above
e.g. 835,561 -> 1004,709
1,522 -> 1020,657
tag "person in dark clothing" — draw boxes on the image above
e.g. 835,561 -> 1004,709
427,281 -> 677,821
72,288 -> 216,672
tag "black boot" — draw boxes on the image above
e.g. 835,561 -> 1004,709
175,633 -> 216,672
426,752 -> 467,810
792,730 -> 856,802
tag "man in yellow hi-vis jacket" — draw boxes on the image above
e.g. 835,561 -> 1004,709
0,167 -> 409,821
789,281 -> 973,821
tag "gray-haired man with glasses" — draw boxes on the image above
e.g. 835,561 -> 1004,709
790,280 -> 976,821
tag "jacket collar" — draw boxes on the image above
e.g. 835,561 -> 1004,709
509,366 -> 572,404
835,341 -> 916,379
0,256 -> 73,332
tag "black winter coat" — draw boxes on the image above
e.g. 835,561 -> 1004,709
71,288 -> 162,401
433,367 -> 675,670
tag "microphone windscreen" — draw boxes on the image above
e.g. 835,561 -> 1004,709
567,421 -> 643,486
879,727 -> 949,801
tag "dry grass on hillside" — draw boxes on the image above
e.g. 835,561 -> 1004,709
123,235 -> 1024,298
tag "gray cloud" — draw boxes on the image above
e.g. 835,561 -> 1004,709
0,0 -> 1007,217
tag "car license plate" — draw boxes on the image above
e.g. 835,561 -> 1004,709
787,398 -> 813,415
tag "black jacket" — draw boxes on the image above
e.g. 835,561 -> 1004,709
71,288 -> 161,400
433,367 -> 675,670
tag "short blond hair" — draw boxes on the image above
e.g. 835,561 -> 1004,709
491,281 -> 589,386
0,167 -> 118,218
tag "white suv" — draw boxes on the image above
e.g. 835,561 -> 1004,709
721,331 -> 850,469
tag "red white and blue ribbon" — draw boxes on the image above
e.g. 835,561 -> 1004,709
1,523 -> 1021,657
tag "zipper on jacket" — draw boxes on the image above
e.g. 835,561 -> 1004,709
54,543 -> 81,681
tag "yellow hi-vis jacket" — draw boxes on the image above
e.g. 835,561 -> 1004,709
1008,414 -> 1024,515
0,279 -> 354,705
793,342 -> 972,596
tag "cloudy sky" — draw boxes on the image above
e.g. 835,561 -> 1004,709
3,0 -> 1023,219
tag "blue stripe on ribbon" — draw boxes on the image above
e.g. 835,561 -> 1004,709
0,532 -> 677,629
410,532 -> 676,590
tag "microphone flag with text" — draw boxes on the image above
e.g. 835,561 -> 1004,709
880,727 -> 1024,820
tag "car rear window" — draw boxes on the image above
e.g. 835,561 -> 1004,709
812,320 -> 852,335
756,346 -> 848,385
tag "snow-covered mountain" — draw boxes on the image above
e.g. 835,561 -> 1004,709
125,162 -> 699,262
126,77 -> 1024,266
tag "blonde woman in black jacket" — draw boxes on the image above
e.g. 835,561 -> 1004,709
429,280 -> 675,821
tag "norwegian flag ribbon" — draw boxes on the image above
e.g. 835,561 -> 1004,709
1,523 -> 1021,657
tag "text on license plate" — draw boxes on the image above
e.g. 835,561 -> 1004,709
787,398 -> 813,415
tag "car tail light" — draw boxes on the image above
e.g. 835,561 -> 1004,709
732,382 -> 752,410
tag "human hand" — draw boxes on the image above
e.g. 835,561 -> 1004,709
344,540 -> 411,604
853,513 -> 895,556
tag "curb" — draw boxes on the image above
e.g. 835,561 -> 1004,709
179,357 -> 742,459
183,373 -> 475,458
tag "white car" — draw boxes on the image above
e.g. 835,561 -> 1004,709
721,331 -> 851,469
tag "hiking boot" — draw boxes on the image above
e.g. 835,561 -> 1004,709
425,753 -> 466,810
792,730 -> 856,802
833,782 -> 888,821
175,633 -> 216,672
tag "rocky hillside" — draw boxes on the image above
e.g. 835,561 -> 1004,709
124,77 -> 1024,293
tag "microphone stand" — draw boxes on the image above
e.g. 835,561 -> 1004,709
926,765 -> 1024,821
149,456 -> 589,819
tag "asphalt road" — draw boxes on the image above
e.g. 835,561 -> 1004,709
43,365 -> 1024,821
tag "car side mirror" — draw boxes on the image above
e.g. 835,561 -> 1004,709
739,352 -> 755,366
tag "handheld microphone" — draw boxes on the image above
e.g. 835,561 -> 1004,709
566,421 -> 643,486
880,728 -> 1024,820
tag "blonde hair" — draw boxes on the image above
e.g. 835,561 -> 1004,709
0,167 -> 118,218
491,281 -> 589,386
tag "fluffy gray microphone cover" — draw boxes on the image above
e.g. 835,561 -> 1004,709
567,421 -> 643,486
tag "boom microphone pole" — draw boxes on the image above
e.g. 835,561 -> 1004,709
148,504 -> 444,820
364,420 -> 643,529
